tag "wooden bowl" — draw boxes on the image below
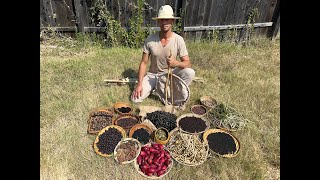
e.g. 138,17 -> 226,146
191,104 -> 207,116
114,102 -> 133,114
113,113 -> 140,135
93,125 -> 126,157
200,96 -> 217,109
203,128 -> 240,158
154,127 -> 170,145
129,124 -> 153,141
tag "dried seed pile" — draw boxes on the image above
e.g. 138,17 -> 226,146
132,128 -> 150,145
178,116 -> 207,133
191,106 -> 206,115
96,127 -> 123,155
166,131 -> 208,166
117,117 -> 139,129
116,140 -> 139,163
155,129 -> 168,141
117,107 -> 132,113
89,111 -> 113,132
206,132 -> 237,155
146,111 -> 177,132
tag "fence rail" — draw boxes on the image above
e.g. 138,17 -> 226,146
40,0 -> 280,40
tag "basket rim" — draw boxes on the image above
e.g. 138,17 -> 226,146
114,138 -> 142,164
191,104 -> 208,116
176,113 -> 210,134
93,125 -> 127,157
113,113 -> 141,128
202,128 -> 240,158
113,102 -> 133,114
133,142 -> 173,179
87,109 -> 114,134
129,123 -> 153,138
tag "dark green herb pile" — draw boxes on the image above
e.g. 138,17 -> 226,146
96,127 -> 123,155
146,111 -> 177,132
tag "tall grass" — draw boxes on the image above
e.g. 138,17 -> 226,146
40,33 -> 279,180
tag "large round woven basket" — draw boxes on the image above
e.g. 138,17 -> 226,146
166,128 -> 209,166
203,128 -> 240,158
176,113 -> 210,135
93,125 -> 126,157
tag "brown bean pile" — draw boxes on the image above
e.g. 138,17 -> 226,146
117,117 -> 139,129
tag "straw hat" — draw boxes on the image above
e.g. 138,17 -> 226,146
152,5 -> 180,20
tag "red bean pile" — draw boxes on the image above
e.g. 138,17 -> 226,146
136,143 -> 172,177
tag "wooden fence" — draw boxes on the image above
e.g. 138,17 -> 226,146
40,0 -> 280,40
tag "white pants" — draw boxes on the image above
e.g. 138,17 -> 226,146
131,67 -> 195,103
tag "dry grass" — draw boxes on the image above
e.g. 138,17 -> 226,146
40,34 -> 280,180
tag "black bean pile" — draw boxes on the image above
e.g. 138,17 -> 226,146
117,107 -> 132,113
206,132 -> 237,155
146,111 -> 177,132
90,111 -> 113,131
192,106 -> 206,115
132,128 -> 150,145
96,127 -> 123,155
178,116 -> 207,133
117,117 -> 139,128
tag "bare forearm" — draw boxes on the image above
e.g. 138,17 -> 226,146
137,61 -> 147,86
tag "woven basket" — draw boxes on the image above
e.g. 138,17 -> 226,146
191,104 -> 208,116
113,102 -> 133,114
113,113 -> 141,135
202,128 -> 240,158
133,143 -> 173,179
114,138 -> 141,164
166,128 -> 209,166
93,125 -> 126,157
176,113 -> 210,135
200,96 -> 217,109
129,124 -> 153,139
87,108 -> 114,134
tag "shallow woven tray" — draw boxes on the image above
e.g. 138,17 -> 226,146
202,128 -> 240,158
87,108 -> 114,134
176,113 -> 210,135
133,143 -> 173,179
114,138 -> 141,164
93,125 -> 126,157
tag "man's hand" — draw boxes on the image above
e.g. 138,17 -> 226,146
167,56 -> 180,68
131,85 -> 143,100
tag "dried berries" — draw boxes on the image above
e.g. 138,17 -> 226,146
146,111 -> 177,132
132,128 -> 150,145
206,132 -> 236,155
95,127 -> 123,155
178,116 -> 207,133
117,107 -> 132,113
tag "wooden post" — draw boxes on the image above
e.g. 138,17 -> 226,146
267,0 -> 280,40
180,0 -> 186,39
73,0 -> 90,32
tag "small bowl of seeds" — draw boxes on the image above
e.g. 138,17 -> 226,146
114,102 -> 133,114
191,104 -> 207,116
